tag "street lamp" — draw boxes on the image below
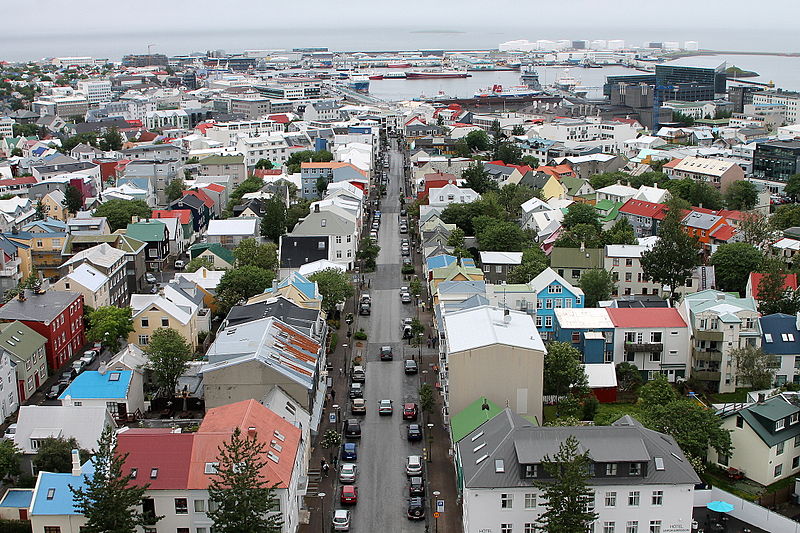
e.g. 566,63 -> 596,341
427,423 -> 434,462
432,491 -> 441,533
317,492 -> 326,533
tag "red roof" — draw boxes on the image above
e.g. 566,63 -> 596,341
0,175 -> 37,186
619,198 -> 669,220
183,189 -> 215,208
535,164 -> 575,178
152,209 -> 192,225
423,171 -> 456,183
709,224 -> 736,241
254,169 -> 282,178
117,430 -> 194,490
195,122 -> 216,134
662,158 -> 682,169
204,183 -> 225,193
749,272 -> 798,300
268,114 -> 290,124
611,117 -> 641,126
606,308 -> 687,328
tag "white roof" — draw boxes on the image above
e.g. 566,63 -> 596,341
13,405 -> 111,455
298,259 -> 345,277
528,267 -> 584,295
63,243 -> 125,270
596,184 -> 637,197
637,236 -> 659,248
65,263 -> 108,292
130,286 -> 196,325
479,251 -> 523,265
520,197 -> 550,214
177,267 -> 226,291
443,305 -> 545,353
206,218 -> 259,236
583,363 -> 618,388
673,156 -> 739,177
773,238 -> 800,251
633,185 -> 670,204
109,343 -> 148,372
604,244 -> 649,258
562,154 -> 616,164
553,308 -> 613,329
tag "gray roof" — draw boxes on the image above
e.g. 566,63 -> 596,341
0,290 -> 81,323
458,409 -> 700,489
682,211 -> 721,230
13,405 -> 112,455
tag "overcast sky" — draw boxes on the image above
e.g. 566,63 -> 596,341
4,0 -> 796,36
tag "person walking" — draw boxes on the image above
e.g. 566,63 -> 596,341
330,388 -> 336,402
322,462 -> 330,477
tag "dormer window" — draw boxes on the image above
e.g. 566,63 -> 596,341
522,464 -> 538,478
776,419 -> 786,431
792,413 -> 799,425
629,463 -> 642,476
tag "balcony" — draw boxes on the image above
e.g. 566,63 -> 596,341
695,330 -> 724,342
693,370 -> 721,381
693,349 -> 722,363
624,342 -> 663,353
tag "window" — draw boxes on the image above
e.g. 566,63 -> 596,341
777,419 -> 786,431
161,317 -> 169,327
525,524 -> 536,533
545,317 -> 552,328
150,468 -> 158,479
650,332 -> 662,343
793,456 -> 799,470
796,436 -> 800,448
500,525 -> 512,533
524,493 -> 537,509
629,463 -> 642,476
649,521 -> 661,533
549,284 -> 562,294
605,491 -> 617,507
775,464 -> 783,477
778,441 -> 785,455
175,498 -> 188,514
138,335 -> 149,346
628,491 -> 640,506
736,416 -> 743,428
536,299 -> 543,309
535,316 -> 542,327
140,317 -> 149,328
194,499 -> 206,512
651,490 -> 663,505
523,464 -> 538,478
606,463 -> 617,476
546,299 -> 553,309
572,269 -> 581,279
792,413 -> 799,425
177,529 -> 189,533
44,528 -> 61,533
500,493 -> 512,509
625,258 -> 633,267
604,523 -> 616,533
613,258 -> 620,266
626,522 -> 638,533
625,272 -> 632,282
572,332 -> 581,343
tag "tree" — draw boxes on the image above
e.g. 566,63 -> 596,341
99,126 -> 123,151
35,200 -> 45,220
543,342 -> 587,401
465,129 -> 491,152
86,306 -> 134,352
725,180 -> 758,210
33,437 -> 90,474
185,256 -> 216,273
739,211 -> 776,252
731,345 -> 779,389
320,429 -> 341,458
640,201 -> 700,300
511,124 -> 525,136
61,132 -> 98,153
216,266 -> 275,315
615,362 -> 643,393
260,196 -> 287,242
12,123 -> 38,137
534,435 -> 598,533
757,261 -> 800,315
419,383 -> 435,414
145,328 -> 193,398
62,184 -> 83,214
409,277 -> 422,298
164,178 -> 185,203
286,200 -> 310,232
637,374 -> 677,408
461,162 -> 496,194
0,439 -> 20,480
664,178 -> 723,210
285,149 -> 333,174
227,176 -> 265,210
356,236 -> 380,271
206,427 -> 283,533
562,202 -> 600,230
315,176 -> 328,197
93,199 -> 152,232
495,142 -> 523,165
497,183 -> 537,220
507,260 -> 547,284
453,138 -> 471,157
589,171 -> 631,190
602,217 -> 637,245
308,268 -> 354,314
446,227 -> 466,249
579,269 -> 615,308
710,242 -> 762,295
476,219 -> 530,252
521,155 -> 539,168
771,204 -> 800,231
555,223 -> 603,249
254,159 -> 273,170
785,173 -> 800,202
233,239 -> 278,272
70,426 -> 157,532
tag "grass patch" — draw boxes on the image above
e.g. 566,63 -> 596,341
543,404 -> 557,424
593,402 -> 645,426
701,466 -> 763,501
710,388 -> 752,404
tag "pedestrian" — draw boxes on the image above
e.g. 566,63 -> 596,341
330,388 -> 336,401
320,458 -> 326,471
322,462 -> 330,477
332,455 -> 338,468
426,338 -> 431,349
339,367 -> 344,377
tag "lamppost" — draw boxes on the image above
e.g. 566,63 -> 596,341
432,491 -> 441,533
317,492 -> 326,533
427,423 -> 434,462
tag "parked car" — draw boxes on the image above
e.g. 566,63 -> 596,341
402,257 -> 412,266
369,231 -> 378,241
340,485 -> 358,505
174,259 -> 185,269
400,292 -> 412,303
378,399 -> 393,415
407,497 -> 425,520
341,442 -> 358,461
380,346 -> 393,361
401,246 -> 410,256
400,209 -> 407,216
351,398 -> 366,415
404,360 -> 418,375
351,365 -> 365,382
400,224 -> 408,234
344,419 -> 361,439
407,424 -> 422,441
403,403 -> 418,421
406,455 -> 423,476
402,325 -> 413,339
333,509 -> 351,531
145,273 -> 157,284
399,286 -> 408,294
349,382 -> 363,399
359,301 -> 371,315
46,382 -> 67,400
339,463 -> 357,483
60,370 -> 76,383
409,476 -> 425,496
3,424 -> 16,440
83,349 -> 99,361
71,359 -> 86,375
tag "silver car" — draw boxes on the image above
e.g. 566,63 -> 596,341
406,455 -> 423,476
339,463 -> 357,484
400,292 -> 412,303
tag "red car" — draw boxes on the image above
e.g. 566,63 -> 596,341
340,485 -> 358,505
403,403 -> 418,421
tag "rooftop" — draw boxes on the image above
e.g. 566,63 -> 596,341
606,308 -> 687,328
0,291 -> 81,324
59,370 -> 132,400
553,308 -> 614,329
443,306 -> 545,353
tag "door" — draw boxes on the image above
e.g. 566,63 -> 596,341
117,403 -> 128,421
18,509 -> 26,520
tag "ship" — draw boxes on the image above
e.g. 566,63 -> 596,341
406,69 -> 470,79
384,71 -> 407,79
346,74 -> 370,93
520,67 -> 541,90
474,84 -> 543,99
555,69 -> 579,91
387,62 -> 411,68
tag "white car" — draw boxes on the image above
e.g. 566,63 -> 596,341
145,273 -> 157,284
333,509 -> 351,531
339,463 -> 357,484
406,455 -> 423,476
400,292 -> 412,303
3,424 -> 16,440
399,286 -> 408,294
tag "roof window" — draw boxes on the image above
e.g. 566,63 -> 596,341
150,468 -> 158,479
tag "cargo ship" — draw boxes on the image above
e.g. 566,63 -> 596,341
474,84 -> 543,99
406,69 -> 470,79
346,75 -> 370,92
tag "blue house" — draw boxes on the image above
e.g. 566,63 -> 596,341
528,268 -> 584,340
59,369 -> 143,421
760,313 -> 800,386
30,457 -> 93,529
553,308 -> 615,364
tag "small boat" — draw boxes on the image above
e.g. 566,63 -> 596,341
368,74 -> 384,80
474,84 -> 542,98
387,62 -> 411,68
384,71 -> 407,79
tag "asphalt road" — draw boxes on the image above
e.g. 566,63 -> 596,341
344,140 -> 426,532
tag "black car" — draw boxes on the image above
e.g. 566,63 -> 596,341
409,476 -> 425,496
380,346 -> 393,361
349,382 -> 364,399
407,424 -> 422,441
400,209 -> 407,216
407,497 -> 425,520
344,419 -> 361,439
404,359 -> 418,375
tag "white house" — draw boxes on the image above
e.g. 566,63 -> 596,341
428,184 -> 481,207
205,218 -> 261,249
59,366 -> 145,422
289,204 -> 357,271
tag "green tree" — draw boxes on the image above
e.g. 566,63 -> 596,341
521,155 -> 539,168
286,200 -> 311,232
497,183 -> 537,219
227,176 -> 265,211
70,426 -> 157,533
10,148 -> 22,157
507,260 -> 547,284
495,142 -> 523,165
664,179 -> 723,210
233,239 -> 278,272
671,110 -> 695,126
543,342 -> 587,401
185,256 -> 217,273
99,126 -> 123,151
465,129 -> 491,152
739,211 -> 776,252
164,178 -> 185,204
615,362 -> 643,393
579,269 -> 615,307
638,374 -> 677,407
315,177 -> 328,197
62,184 -> 83,214
12,123 -> 38,137
86,306 -> 134,352
476,219 -> 530,252
757,261 -> 800,315
32,437 -> 91,474
285,149 -> 333,174
93,199 -> 152,232
216,266 -> 275,315
555,223 -> 603,249
511,124 -> 525,136
320,429 -> 342,456
356,236 -> 380,271
61,132 -> 98,153
419,383 -> 435,414
254,159 -> 273,170
731,345 -> 779,389
710,242 -> 762,295
206,427 -> 283,533
409,276 -> 422,298
461,161 -> 496,194
145,328 -> 194,398
453,138 -> 471,157
640,201 -> 700,300
534,435 -> 598,533
308,268 -> 354,314
0,439 -> 20,480
261,196 -> 287,242
589,171 -> 631,190
446,227 -> 466,248
771,204 -> 800,230
562,202 -> 600,230
602,217 -> 637,245
35,200 -> 45,220
724,180 -> 758,210
784,173 -> 800,202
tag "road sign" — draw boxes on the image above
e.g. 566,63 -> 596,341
433,512 -> 440,518
436,500 -> 445,513
329,413 -> 336,424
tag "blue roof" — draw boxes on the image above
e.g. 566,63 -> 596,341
760,314 -> 800,355
427,254 -> 456,270
31,463 -> 94,516
0,489 -> 33,508
117,176 -> 150,190
278,272 -> 317,300
59,370 -> 132,400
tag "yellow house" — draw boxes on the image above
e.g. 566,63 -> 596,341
541,175 -> 567,201
40,190 -> 68,222
429,262 -> 484,295
52,263 -> 112,308
8,219 -> 68,278
128,285 -> 211,350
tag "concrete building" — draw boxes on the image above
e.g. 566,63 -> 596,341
752,139 -> 800,187
479,252 -> 523,284
605,244 -> 663,297
663,156 -> 745,192
198,155 -> 247,188
289,204 -> 357,271
31,95 -> 89,119
440,306 -> 545,424
752,89 -> 800,124
76,80 -> 112,105
145,109 -> 189,130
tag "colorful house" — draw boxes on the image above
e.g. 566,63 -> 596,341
528,268 -> 584,340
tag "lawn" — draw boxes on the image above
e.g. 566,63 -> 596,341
593,402 -> 645,425
709,388 -> 752,404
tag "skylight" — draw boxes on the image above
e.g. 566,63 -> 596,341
204,462 -> 218,474
476,454 -> 489,465
267,451 -> 280,464
109,372 -> 121,381
273,430 -> 285,441
654,457 -> 665,471
150,468 -> 159,478
46,488 -> 55,500
495,459 -> 505,473
130,468 -> 138,479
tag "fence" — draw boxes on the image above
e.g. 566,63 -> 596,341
695,486 -> 800,532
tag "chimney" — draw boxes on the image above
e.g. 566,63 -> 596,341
580,241 -> 585,252
202,268 -> 207,279
71,449 -> 81,476
98,362 -> 107,375
314,204 -> 320,213
757,393 -> 766,404
17,290 -> 25,302
272,279 -> 278,291
132,215 -> 139,223
698,203 -> 703,209
503,309 -> 512,323
247,426 -> 257,438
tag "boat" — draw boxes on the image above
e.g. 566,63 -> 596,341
387,62 -> 411,68
474,84 -> 543,98
520,67 -> 542,91
384,71 -> 407,79
555,69 -> 579,91
368,73 -> 384,80
346,74 -> 370,93
406,69 -> 470,79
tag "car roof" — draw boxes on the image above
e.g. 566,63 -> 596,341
380,399 -> 392,403
342,485 -> 356,492
404,402 -> 416,408
344,442 -> 356,449
381,345 -> 391,350
334,509 -> 349,517
352,398 -> 365,404
408,455 -> 421,462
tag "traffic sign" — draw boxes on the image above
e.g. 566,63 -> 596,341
433,512 -> 440,518
436,499 -> 445,513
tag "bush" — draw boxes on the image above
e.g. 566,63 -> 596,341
328,333 -> 338,354
327,319 -> 341,330
581,395 -> 599,421
0,520 -> 32,533
401,264 -> 416,275
353,328 -> 367,340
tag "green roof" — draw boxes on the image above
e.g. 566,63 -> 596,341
450,397 -> 503,443
189,242 -> 235,265
200,155 -> 245,166
595,200 -> 623,223
560,175 -> 588,196
0,321 -> 46,361
63,234 -> 118,254
115,234 -> 147,253
734,397 -> 800,448
126,221 -> 167,242
550,247 -> 604,269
